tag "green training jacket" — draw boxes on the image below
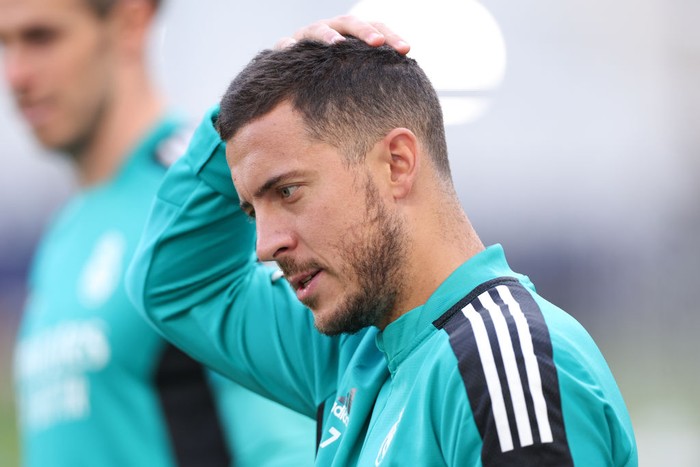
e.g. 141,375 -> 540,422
127,107 -> 638,466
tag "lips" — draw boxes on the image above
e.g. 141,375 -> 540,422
288,269 -> 321,292
279,260 -> 325,305
294,269 -> 322,304
19,100 -> 51,126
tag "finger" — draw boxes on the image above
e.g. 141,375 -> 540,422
283,15 -> 411,54
273,36 -> 297,50
291,21 -> 347,45
369,21 -> 411,55
323,15 -> 385,46
322,16 -> 410,54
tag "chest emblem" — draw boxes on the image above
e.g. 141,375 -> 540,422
375,409 -> 404,466
78,230 -> 126,309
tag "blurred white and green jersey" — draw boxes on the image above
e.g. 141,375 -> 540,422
14,115 -> 315,467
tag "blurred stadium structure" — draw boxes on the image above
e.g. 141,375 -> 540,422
1,0 -> 698,465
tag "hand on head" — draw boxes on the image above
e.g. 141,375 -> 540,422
274,14 -> 410,55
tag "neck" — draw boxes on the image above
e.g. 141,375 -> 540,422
386,191 -> 484,326
75,61 -> 164,186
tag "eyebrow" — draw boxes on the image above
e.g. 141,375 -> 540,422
238,171 -> 303,214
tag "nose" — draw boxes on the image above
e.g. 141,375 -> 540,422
3,46 -> 32,93
255,213 -> 296,262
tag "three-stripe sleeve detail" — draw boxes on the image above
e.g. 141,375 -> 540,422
434,278 -> 573,465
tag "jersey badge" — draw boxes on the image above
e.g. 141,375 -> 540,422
375,409 -> 404,466
77,230 -> 126,309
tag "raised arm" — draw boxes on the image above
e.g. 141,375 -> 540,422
126,107 -> 338,417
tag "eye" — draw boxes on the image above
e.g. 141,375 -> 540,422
24,27 -> 59,46
279,185 -> 299,199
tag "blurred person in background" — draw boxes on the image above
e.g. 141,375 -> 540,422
0,0 -> 323,465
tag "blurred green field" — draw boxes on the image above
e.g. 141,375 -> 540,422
0,325 -> 19,467
0,397 -> 19,467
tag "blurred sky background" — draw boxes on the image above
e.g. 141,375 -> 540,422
1,0 -> 698,465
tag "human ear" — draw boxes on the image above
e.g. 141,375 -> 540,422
383,128 -> 419,200
113,0 -> 156,57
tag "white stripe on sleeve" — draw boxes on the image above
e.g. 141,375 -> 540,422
462,303 -> 514,452
479,291 -> 534,447
496,285 -> 553,443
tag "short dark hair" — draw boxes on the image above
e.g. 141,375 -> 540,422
217,37 -> 451,179
86,0 -> 162,17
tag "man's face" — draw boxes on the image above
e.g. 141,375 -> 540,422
0,0 -> 116,152
228,102 -> 407,335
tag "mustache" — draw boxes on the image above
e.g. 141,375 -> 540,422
15,94 -> 47,110
277,258 -> 325,278
14,90 -> 36,105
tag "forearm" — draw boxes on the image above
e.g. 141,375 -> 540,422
126,107 -> 335,416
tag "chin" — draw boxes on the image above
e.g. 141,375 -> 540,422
310,308 -> 337,336
31,122 -> 80,152
312,307 -> 374,337
312,310 -> 344,337
34,131 -> 66,151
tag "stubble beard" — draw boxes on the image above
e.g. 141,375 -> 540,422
313,176 -> 408,336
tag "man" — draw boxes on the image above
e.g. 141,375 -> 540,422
127,38 -> 638,465
0,1 -> 388,465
